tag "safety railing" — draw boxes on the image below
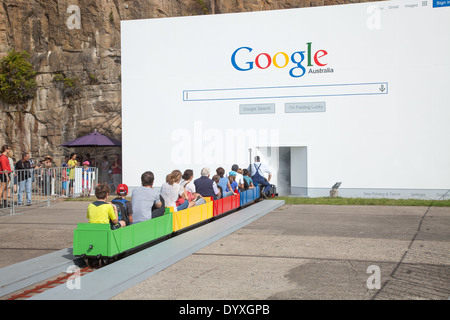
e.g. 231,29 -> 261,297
0,166 -> 98,215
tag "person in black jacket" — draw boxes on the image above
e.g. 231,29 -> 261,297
193,167 -> 220,200
15,152 -> 32,206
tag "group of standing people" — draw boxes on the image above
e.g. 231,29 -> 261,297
61,153 -> 121,198
0,144 -> 126,209
99,154 -> 122,192
86,156 -> 273,230
0,145 -> 56,207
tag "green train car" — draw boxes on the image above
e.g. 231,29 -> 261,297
73,208 -> 173,265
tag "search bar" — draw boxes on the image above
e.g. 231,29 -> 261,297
183,82 -> 388,101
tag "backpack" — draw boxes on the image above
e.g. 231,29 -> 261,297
243,177 -> 249,190
111,198 -> 131,226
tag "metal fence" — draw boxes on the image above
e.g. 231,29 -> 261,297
0,166 -> 98,215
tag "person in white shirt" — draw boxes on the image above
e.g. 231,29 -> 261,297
229,164 -> 244,190
248,156 -> 272,198
160,170 -> 195,211
179,169 -> 205,205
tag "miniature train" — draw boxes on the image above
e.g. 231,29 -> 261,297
73,186 -> 263,266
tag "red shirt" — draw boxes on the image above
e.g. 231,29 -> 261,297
0,154 -> 11,174
112,160 -> 121,174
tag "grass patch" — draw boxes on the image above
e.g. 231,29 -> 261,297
273,197 -> 450,207
66,195 -> 450,207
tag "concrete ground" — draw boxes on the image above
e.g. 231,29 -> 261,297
112,204 -> 450,300
0,201 -> 87,269
0,201 -> 449,299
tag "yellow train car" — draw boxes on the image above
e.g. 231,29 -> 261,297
171,197 -> 214,232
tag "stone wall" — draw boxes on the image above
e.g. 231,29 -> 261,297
0,0 -> 382,164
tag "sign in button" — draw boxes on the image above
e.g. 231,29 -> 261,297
433,0 -> 450,7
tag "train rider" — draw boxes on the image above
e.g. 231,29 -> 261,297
193,167 -> 220,200
87,183 -> 125,229
249,156 -> 272,198
132,171 -> 163,223
216,167 -> 235,198
229,164 -> 244,190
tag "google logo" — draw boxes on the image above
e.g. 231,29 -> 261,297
231,42 -> 328,78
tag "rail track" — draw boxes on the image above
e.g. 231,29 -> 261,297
1,265 -> 97,300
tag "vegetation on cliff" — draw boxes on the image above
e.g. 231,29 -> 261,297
0,50 -> 37,105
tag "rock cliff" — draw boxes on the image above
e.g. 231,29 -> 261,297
0,0 -> 380,163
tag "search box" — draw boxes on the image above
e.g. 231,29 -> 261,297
183,82 -> 388,101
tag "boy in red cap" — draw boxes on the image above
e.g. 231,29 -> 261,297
112,183 -> 133,225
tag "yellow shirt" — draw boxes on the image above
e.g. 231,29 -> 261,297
68,159 -> 77,179
87,201 -> 117,224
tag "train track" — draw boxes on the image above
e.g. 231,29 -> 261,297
1,218 -> 214,301
1,232 -> 172,300
1,265 -> 97,300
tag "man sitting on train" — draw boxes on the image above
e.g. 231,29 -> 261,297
131,171 -> 163,223
193,167 -> 220,200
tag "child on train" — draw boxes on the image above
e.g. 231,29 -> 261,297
112,184 -> 133,226
87,183 -> 126,230
227,173 -> 238,193
242,169 -> 254,189
212,175 -> 223,199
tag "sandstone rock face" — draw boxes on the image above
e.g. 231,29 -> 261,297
0,0 -> 380,164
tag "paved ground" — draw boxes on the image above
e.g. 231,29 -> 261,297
1,201 -> 449,299
112,204 -> 450,300
0,201 -> 87,269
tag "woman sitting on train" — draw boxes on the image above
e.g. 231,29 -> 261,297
179,169 -> 205,206
216,167 -> 235,198
160,170 -> 196,211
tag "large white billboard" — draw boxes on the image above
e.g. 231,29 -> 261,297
121,0 -> 450,199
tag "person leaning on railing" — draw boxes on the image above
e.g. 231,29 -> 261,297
42,155 -> 55,196
0,145 -> 12,207
15,152 -> 32,206
68,153 -> 78,197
